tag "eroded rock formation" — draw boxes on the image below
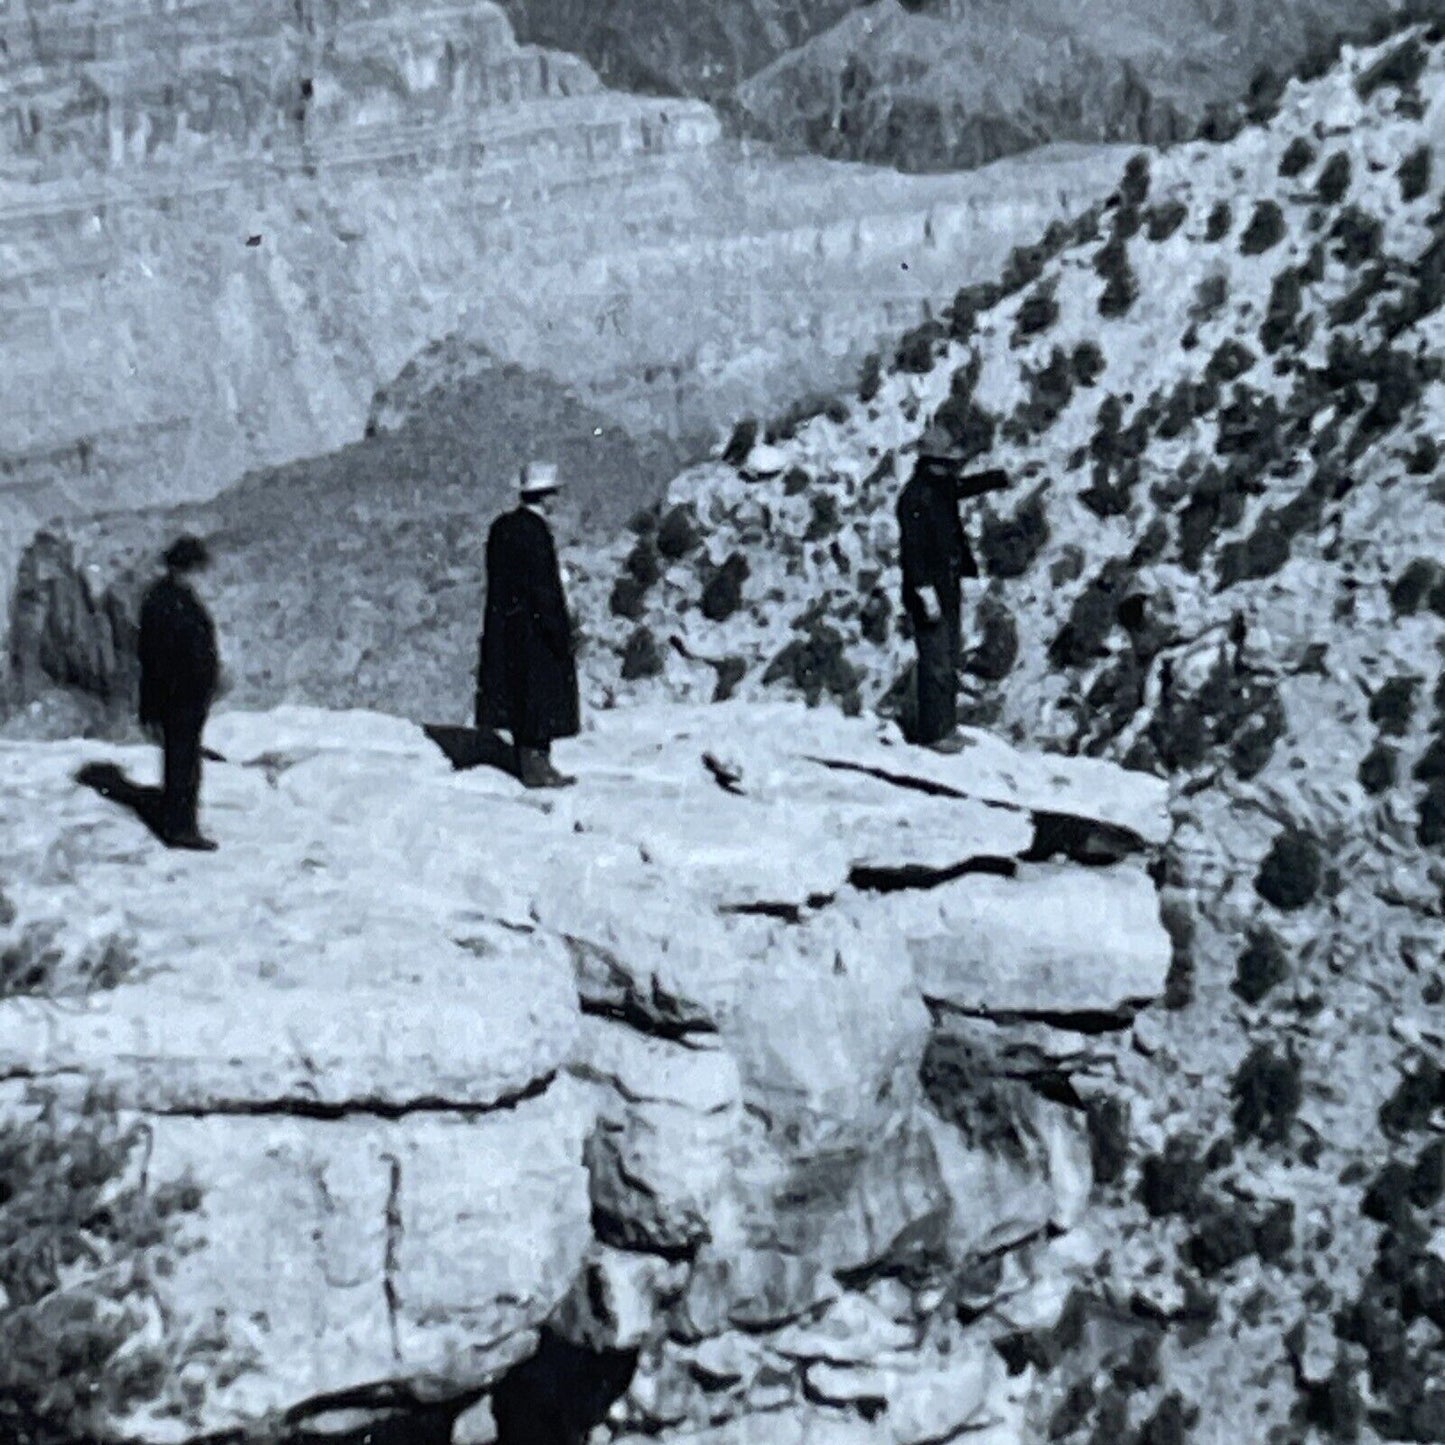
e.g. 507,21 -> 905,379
0,701 -> 1170,1443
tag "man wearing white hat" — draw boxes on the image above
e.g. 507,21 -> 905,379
475,462 -> 580,787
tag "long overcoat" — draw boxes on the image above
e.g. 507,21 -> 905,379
137,576 -> 219,730
475,506 -> 580,745
895,465 -> 979,631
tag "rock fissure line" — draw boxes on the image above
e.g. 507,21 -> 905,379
381,1151 -> 403,1367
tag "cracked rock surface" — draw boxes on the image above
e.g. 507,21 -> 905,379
0,700 -> 1166,1442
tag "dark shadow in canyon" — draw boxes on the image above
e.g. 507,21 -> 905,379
490,1328 -> 640,1445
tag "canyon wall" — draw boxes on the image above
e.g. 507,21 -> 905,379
0,0 -> 1124,657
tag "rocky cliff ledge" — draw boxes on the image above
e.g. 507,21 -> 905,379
0,701 -> 1168,1444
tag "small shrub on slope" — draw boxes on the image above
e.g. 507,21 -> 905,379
1316,151 -> 1353,206
1145,200 -> 1188,242
1279,137 -> 1318,178
1012,278 -> 1060,343
1232,1045 -> 1303,1145
1205,201 -> 1233,242
1234,926 -> 1291,1004
0,1088 -> 202,1440
1255,827 -> 1323,910
1399,145 -> 1433,202
1094,234 -> 1139,318
1240,200 -> 1287,255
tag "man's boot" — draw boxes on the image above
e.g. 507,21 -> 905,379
517,746 -> 576,789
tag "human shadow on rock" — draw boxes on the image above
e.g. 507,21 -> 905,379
423,724 -> 523,780
73,762 -> 169,843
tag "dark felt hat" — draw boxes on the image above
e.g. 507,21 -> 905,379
915,423 -> 967,462
163,535 -> 211,572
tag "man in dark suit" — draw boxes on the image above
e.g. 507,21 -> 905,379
476,462 -> 580,788
896,427 -> 1008,751
137,535 -> 221,849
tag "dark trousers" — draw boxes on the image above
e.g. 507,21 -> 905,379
161,707 -> 206,839
914,610 -> 962,745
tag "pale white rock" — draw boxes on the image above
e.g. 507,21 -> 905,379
570,1019 -> 743,1113
117,1082 -> 592,1440
741,442 -> 789,479
688,1333 -> 765,1390
882,1345 -> 997,1445
803,1361 -> 890,1408
900,863 -> 1170,1016
550,1246 -> 685,1353
451,1397 -> 499,1445
770,1291 -> 919,1364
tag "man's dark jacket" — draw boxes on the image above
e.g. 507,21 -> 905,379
896,464 -> 979,628
476,506 -> 580,746
137,576 -> 219,728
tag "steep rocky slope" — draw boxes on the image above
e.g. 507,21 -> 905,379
0,703 -> 1168,1444
0,0 -> 1121,651
556,27 -> 1445,1442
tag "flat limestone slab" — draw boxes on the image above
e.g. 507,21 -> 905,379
120,1082 -> 593,1441
889,862 -> 1171,1017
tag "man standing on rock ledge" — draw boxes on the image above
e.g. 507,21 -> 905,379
476,462 -> 580,789
137,535 -> 220,850
896,426 -> 1007,752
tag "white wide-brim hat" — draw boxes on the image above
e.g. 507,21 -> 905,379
519,461 -> 561,496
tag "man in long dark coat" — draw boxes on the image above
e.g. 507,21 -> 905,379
896,427 -> 1006,751
476,462 -> 580,788
137,535 -> 220,849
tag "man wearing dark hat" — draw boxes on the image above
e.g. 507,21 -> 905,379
475,462 -> 580,788
895,426 -> 1008,751
137,535 -> 221,849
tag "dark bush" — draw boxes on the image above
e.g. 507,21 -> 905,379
1391,559 -> 1443,614
700,553 -> 749,622
805,491 -> 841,541
1261,269 -> 1305,354
1232,1044 -> 1303,1144
1400,145 -> 1433,203
1414,736 -> 1445,783
1359,744 -> 1398,795
1412,1139 -> 1445,1210
1279,136 -> 1318,178
1234,926 -> 1290,1004
1188,1200 -> 1258,1276
1205,201 -> 1232,242
1072,340 -> 1106,387
1206,338 -> 1257,385
1317,152 -> 1352,206
1356,35 -> 1427,101
1129,518 -> 1172,567
1161,895 -> 1195,1010
1013,279 -> 1060,342
1010,348 -> 1076,436
609,576 -> 647,620
930,393 -> 997,464
1330,206 -> 1384,266
895,321 -> 943,374
1190,272 -> 1229,322
963,592 -> 1019,681
1086,1095 -> 1130,1187
979,489 -> 1049,578
1136,1392 -> 1197,1445
1240,200 -> 1287,255
1049,1379 -> 1095,1439
1229,683 -> 1287,780
1380,1060 -> 1445,1137
1098,248 -> 1140,318
619,626 -> 664,681
1120,152 -> 1152,208
722,419 -> 758,466
1215,509 -> 1296,589
1407,435 -> 1440,475
761,624 -> 861,711
1145,200 -> 1188,242
1363,1162 -> 1417,1225
655,504 -> 701,560
1254,826 -> 1323,910
1049,561 -> 1133,670
858,351 -> 883,403
999,240 -> 1049,297
1370,676 -> 1420,737
859,588 -> 891,646
766,392 -> 848,443
712,656 -> 747,703
624,536 -> 662,589
1139,1135 -> 1206,1218
1420,779 -> 1445,848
